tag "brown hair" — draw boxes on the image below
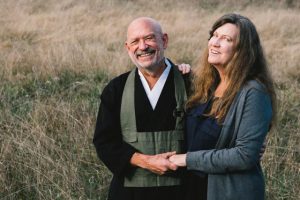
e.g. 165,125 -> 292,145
186,13 -> 276,124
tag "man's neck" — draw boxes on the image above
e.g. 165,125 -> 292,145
138,60 -> 167,90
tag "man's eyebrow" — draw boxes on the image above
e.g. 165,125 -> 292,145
128,33 -> 156,40
144,33 -> 156,37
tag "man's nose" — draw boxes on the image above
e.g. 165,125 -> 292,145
138,40 -> 148,50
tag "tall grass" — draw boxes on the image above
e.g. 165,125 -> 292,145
0,0 -> 299,199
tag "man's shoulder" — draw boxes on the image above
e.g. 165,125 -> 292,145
109,70 -> 131,86
101,70 -> 132,97
167,58 -> 191,81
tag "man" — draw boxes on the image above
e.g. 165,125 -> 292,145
93,17 -> 190,200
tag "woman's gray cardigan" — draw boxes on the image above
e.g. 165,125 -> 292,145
186,80 -> 273,200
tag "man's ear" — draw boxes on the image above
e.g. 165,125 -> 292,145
125,42 -> 130,51
162,33 -> 168,49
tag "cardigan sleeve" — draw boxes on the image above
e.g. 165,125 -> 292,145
93,77 -> 137,176
186,87 -> 273,173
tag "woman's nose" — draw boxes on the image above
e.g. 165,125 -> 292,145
210,37 -> 220,47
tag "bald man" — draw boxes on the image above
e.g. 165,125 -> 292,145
93,17 -> 189,200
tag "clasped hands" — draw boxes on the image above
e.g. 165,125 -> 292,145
131,141 -> 267,175
130,151 -> 186,175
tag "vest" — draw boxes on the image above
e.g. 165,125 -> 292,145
120,67 -> 187,187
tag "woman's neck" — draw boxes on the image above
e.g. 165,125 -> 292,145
214,66 -> 228,98
214,80 -> 228,98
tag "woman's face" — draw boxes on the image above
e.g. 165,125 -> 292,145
208,23 -> 239,68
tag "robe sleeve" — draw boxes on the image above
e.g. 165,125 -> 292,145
93,77 -> 137,176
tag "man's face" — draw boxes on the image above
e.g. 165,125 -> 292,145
125,20 -> 168,71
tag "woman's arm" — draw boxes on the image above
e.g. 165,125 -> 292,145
181,88 -> 272,173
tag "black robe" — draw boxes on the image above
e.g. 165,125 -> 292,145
93,63 -> 190,200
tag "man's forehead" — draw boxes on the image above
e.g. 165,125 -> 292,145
128,22 -> 154,34
127,28 -> 156,40
127,18 -> 162,39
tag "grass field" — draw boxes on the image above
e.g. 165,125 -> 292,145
0,0 -> 299,199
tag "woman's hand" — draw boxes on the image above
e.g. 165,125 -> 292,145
177,63 -> 191,74
130,151 -> 178,175
169,154 -> 187,167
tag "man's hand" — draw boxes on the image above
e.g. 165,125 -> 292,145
177,63 -> 191,74
130,152 -> 178,175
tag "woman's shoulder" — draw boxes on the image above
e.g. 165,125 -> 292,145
232,80 -> 271,112
244,80 -> 265,91
240,80 -> 272,107
242,80 -> 267,93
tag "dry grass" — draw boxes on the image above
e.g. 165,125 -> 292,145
0,0 -> 299,199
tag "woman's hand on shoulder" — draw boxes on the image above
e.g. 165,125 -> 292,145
177,63 -> 192,74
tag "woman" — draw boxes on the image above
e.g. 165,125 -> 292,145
169,13 -> 276,200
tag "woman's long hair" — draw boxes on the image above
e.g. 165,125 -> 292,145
186,13 -> 276,124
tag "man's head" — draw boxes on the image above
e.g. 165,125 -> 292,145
125,17 -> 168,73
